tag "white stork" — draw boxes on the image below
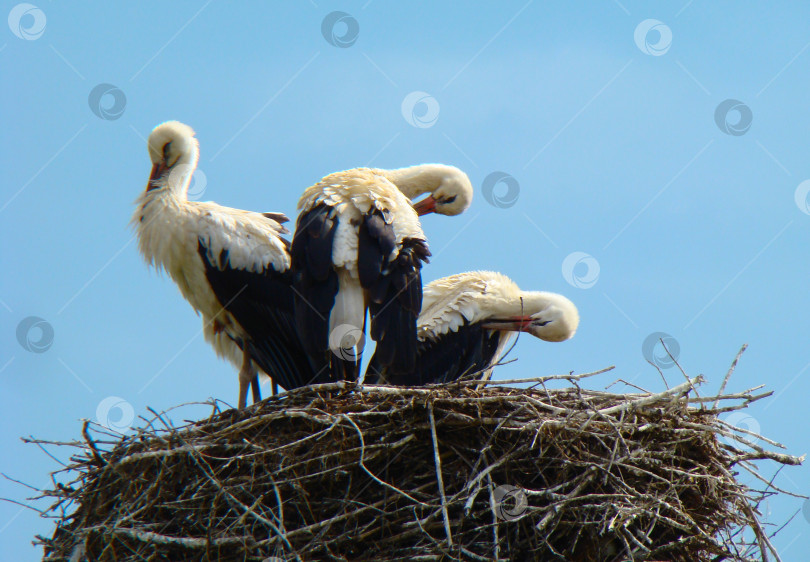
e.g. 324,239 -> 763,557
132,121 -> 328,408
364,271 -> 579,385
291,168 -> 443,382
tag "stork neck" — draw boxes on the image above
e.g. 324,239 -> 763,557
155,155 -> 196,200
508,291 -> 553,316
378,165 -> 448,199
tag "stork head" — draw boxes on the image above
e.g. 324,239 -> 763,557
411,165 -> 473,216
145,121 -> 199,197
482,291 -> 579,342
378,164 -> 473,216
522,292 -> 579,342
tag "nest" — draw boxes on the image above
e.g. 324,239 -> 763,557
33,361 -> 803,561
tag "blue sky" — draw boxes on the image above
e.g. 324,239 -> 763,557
2,1 -> 810,559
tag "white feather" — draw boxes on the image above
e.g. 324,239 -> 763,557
418,271 -> 517,340
330,269 -> 367,343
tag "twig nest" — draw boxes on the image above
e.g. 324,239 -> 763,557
36,373 -> 803,561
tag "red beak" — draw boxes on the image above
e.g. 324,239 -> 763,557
412,195 -> 437,216
147,162 -> 167,191
481,316 -> 534,332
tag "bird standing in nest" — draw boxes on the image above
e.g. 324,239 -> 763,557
291,163 -> 473,382
292,168 -> 431,382
364,270 -> 579,385
133,121 -> 327,408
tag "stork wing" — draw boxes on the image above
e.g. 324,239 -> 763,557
417,274 -> 489,341
194,203 -> 291,273
194,204 -> 329,390
361,208 -> 431,375
365,321 -> 502,385
290,203 -> 340,368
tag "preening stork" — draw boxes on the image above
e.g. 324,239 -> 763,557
364,271 -> 579,386
291,168 -> 441,382
370,164 -> 473,217
132,121 -> 327,408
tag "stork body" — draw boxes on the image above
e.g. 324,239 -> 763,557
133,121 -> 325,408
291,168 -> 432,381
364,271 -> 579,385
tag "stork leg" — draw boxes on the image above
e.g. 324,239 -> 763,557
330,354 -> 358,383
271,381 -> 279,396
237,347 -> 256,409
250,374 -> 262,405
332,314 -> 365,383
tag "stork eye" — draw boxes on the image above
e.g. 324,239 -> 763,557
442,196 -> 456,204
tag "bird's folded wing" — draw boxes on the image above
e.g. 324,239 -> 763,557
194,202 -> 291,274
197,239 -> 327,390
417,277 -> 488,341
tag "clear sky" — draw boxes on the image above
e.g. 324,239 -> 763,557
2,1 -> 809,559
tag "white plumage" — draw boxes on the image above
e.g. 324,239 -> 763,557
132,121 -> 315,408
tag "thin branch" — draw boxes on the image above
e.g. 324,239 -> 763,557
715,344 -> 748,408
428,401 -> 453,547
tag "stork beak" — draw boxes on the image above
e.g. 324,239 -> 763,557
146,162 -> 167,191
481,316 -> 535,332
412,195 -> 437,216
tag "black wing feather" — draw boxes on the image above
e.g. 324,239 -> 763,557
357,213 -> 388,290
198,239 -> 328,391
366,229 -> 431,375
262,211 -> 290,224
290,204 -> 340,375
365,322 -> 503,386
